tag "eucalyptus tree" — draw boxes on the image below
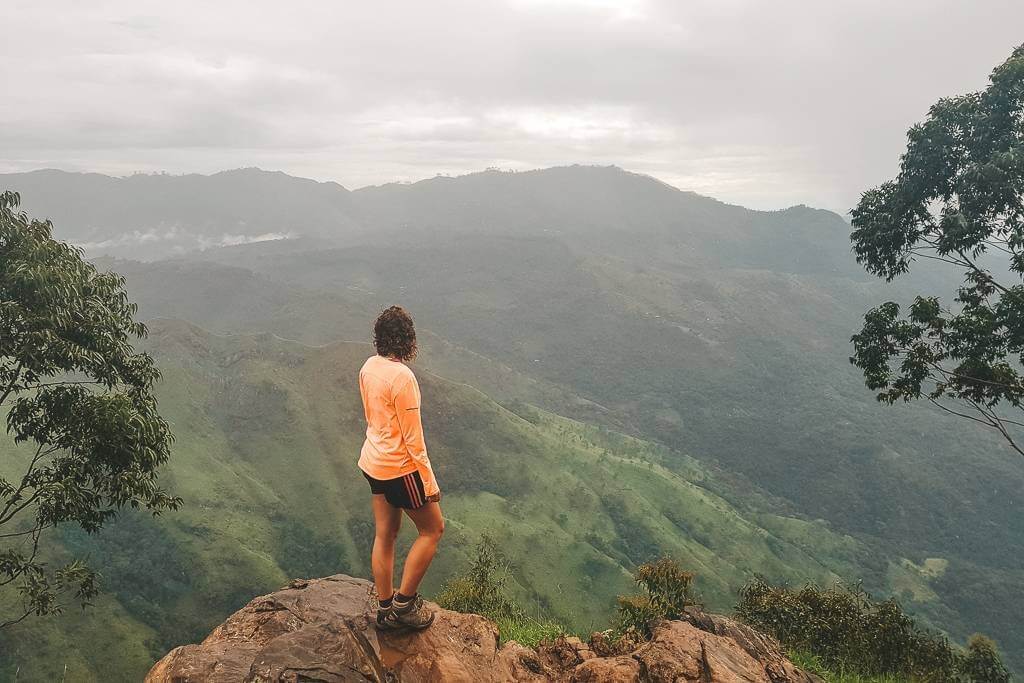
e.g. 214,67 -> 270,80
851,45 -> 1024,459
0,190 -> 179,628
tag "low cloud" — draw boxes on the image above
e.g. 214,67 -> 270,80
205,232 -> 293,249
75,228 -> 292,253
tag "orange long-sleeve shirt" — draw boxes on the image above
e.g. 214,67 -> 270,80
357,355 -> 440,497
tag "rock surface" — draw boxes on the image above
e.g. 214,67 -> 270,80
146,574 -> 820,683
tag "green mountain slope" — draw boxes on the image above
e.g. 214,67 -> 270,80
161,170 -> 1023,668
2,165 -> 1021,672
91,235 -> 1023,669
189,228 -> 1024,554
0,319 -> 936,681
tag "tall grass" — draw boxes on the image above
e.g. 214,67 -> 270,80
788,650 -> 907,683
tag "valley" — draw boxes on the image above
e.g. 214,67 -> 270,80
1,166 -> 1021,678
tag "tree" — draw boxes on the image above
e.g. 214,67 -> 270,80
960,634 -> 1011,683
0,190 -> 179,628
850,45 -> 1024,458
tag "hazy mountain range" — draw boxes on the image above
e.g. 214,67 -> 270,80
4,166 -> 855,271
1,166 -> 1021,678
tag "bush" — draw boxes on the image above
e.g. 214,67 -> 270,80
613,558 -> 697,642
634,558 -> 695,619
436,535 -> 517,619
614,594 -> 664,639
736,577 -> 1009,682
435,535 -> 563,647
961,635 -> 1011,683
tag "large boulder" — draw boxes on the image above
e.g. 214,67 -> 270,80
146,574 -> 820,683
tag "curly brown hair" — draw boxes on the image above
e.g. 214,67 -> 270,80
373,305 -> 418,360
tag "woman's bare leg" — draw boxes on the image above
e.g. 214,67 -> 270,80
398,502 -> 444,596
370,494 -> 403,600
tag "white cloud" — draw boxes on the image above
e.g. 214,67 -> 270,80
486,106 -> 672,143
74,227 -> 292,253
505,0 -> 649,22
206,233 -> 293,249
1,0 -> 1022,212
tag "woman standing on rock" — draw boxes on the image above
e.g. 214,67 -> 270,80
358,305 -> 444,631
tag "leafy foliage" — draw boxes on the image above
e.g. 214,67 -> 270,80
962,635 -> 1012,683
613,558 -> 696,641
736,578 -> 1009,682
436,535 -> 516,618
850,44 -> 1024,458
0,190 -> 178,628
435,535 -> 563,646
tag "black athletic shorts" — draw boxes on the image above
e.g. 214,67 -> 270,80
362,470 -> 439,510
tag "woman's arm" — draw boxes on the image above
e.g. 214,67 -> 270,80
394,373 -> 440,497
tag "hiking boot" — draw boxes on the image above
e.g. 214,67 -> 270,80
375,603 -> 402,631
381,594 -> 435,631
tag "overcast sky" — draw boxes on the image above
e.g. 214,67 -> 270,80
2,1 -> 1021,213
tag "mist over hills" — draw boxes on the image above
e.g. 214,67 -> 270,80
2,165 -> 1023,676
0,168 -> 359,258
4,166 -> 858,275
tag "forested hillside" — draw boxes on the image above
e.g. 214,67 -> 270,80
1,320 -> 890,680
1,165 -> 1021,676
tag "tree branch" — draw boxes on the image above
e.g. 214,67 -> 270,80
929,362 -> 1024,394
0,608 -> 34,629
966,398 -> 1024,458
25,380 -> 104,390
0,443 -> 51,526
0,360 -> 24,406
927,397 -> 996,428
954,246 -> 1011,293
0,522 -> 50,539
0,525 -> 43,588
0,489 -> 43,527
908,246 -> 966,269
981,238 -> 1014,256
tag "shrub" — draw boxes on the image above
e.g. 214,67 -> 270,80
736,577 -> 1008,682
614,594 -> 664,639
436,535 -> 517,619
961,635 -> 1011,683
613,558 -> 697,642
435,535 -> 563,647
634,558 -> 695,619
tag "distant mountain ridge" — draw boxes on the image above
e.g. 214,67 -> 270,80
1,166 -> 855,274
0,167 -> 359,258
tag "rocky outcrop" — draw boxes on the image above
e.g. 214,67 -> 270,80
146,574 -> 820,683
